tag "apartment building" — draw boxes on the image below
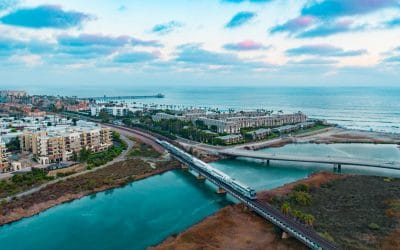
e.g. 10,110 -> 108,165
152,110 -> 308,135
20,126 -> 112,165
0,139 -> 10,172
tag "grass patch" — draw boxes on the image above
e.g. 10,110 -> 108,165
128,139 -> 161,158
0,168 -> 54,199
273,176 -> 400,249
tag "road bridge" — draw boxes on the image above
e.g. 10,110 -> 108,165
219,148 -> 400,171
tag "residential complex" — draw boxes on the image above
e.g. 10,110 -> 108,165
20,124 -> 112,165
152,110 -> 308,134
0,114 -> 113,172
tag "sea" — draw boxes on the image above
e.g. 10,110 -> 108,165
29,85 -> 400,133
93,86 -> 399,133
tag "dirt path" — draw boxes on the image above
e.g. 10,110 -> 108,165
2,133 -> 134,202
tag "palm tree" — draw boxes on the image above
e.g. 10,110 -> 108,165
280,202 -> 291,215
303,214 -> 315,226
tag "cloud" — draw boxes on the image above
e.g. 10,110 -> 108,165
287,58 -> 338,65
175,44 -> 269,69
0,5 -> 91,29
286,44 -> 367,57
270,16 -> 316,34
222,0 -> 271,3
301,0 -> 399,19
0,0 -> 18,10
297,20 -> 365,38
383,55 -> 400,63
113,51 -> 159,63
58,34 -> 162,48
0,36 -> 53,56
223,40 -> 269,51
385,17 -> 400,28
131,38 -> 163,47
152,21 -> 182,34
58,34 -> 130,47
225,11 -> 256,28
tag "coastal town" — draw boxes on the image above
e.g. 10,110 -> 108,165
1,89 -> 400,250
0,89 -> 326,174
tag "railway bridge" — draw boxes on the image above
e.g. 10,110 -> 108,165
164,142 -> 337,250
219,148 -> 400,171
107,125 -> 337,249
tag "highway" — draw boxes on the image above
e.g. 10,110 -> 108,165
220,148 -> 400,170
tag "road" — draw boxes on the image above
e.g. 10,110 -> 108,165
220,148 -> 400,170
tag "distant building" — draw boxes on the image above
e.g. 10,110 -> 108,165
245,128 -> 271,140
0,90 -> 28,98
215,134 -> 243,145
152,113 -> 188,122
90,104 -> 132,117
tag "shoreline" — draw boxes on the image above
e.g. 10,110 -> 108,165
152,171 -> 343,249
0,162 -> 178,227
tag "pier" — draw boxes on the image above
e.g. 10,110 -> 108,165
87,93 -> 164,101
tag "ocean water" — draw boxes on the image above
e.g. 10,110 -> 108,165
77,86 -> 400,133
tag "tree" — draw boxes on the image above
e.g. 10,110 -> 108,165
303,214 -> 315,226
6,137 -> 20,152
79,148 -> 91,162
281,202 -> 291,215
99,110 -> 110,123
290,191 -> 312,206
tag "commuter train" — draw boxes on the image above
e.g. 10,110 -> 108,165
157,139 -> 257,200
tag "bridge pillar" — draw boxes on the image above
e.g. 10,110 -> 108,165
281,231 -> 291,239
197,174 -> 206,181
266,159 -> 270,165
216,187 -> 226,195
333,164 -> 342,173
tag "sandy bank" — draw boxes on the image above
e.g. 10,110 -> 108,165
153,172 -> 341,250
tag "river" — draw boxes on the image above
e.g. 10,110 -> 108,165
0,143 -> 399,250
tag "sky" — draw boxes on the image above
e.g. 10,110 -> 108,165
1,0 -> 400,92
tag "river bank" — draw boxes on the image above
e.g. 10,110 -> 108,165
0,158 -> 179,226
153,172 -> 342,249
267,175 -> 400,249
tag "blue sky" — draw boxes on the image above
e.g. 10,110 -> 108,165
0,0 -> 400,90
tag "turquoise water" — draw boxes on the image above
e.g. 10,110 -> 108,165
0,143 -> 399,250
70,86 -> 400,133
0,171 -> 232,250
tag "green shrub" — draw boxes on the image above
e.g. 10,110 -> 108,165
290,191 -> 312,206
368,223 -> 380,230
320,232 -> 335,242
293,183 -> 310,192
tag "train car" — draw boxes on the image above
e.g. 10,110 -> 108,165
158,140 -> 257,199
230,179 -> 257,200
